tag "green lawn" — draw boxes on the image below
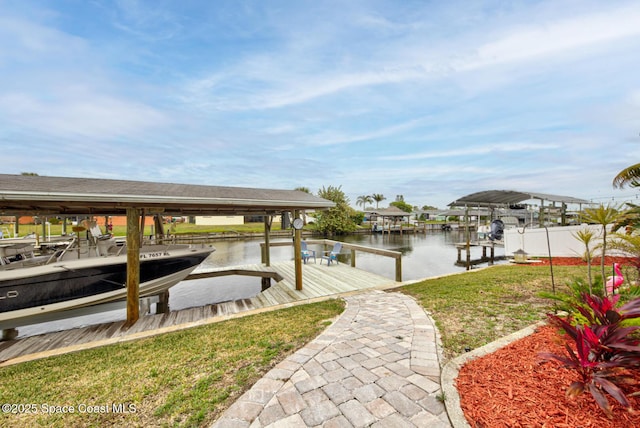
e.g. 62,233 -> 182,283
0,264 -> 599,427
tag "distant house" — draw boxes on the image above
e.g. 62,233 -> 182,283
195,215 -> 246,226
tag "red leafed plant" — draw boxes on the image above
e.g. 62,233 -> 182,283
542,293 -> 640,417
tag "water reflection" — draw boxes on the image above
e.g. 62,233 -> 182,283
17,231 -> 503,337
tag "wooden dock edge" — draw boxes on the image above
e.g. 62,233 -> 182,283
0,281 -> 399,368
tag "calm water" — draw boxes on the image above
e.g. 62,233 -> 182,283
18,231 -> 503,337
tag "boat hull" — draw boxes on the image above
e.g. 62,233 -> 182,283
0,246 -> 214,323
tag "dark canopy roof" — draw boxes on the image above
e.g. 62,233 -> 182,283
0,174 -> 334,216
448,190 -> 590,208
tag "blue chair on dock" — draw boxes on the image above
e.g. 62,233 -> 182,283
301,241 -> 316,264
320,243 -> 342,265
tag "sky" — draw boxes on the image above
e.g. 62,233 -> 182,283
1,0 -> 640,210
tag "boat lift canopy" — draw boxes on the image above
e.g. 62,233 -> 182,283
448,190 -> 590,208
0,174 -> 333,216
0,174 -> 335,327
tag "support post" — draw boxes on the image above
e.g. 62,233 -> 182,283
156,291 -> 170,314
154,215 -> 165,241
395,257 -> 402,282
351,249 -> 356,268
261,277 -> 271,291
465,206 -> 471,271
1,328 -> 18,341
293,211 -> 303,291
139,209 -> 146,245
125,207 -> 141,327
263,216 -> 271,266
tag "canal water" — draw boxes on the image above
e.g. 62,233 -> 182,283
18,231 -> 503,337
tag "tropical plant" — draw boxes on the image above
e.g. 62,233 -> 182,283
583,204 -> 620,294
540,276 -> 604,318
611,162 -> 640,232
314,185 -> 357,236
351,211 -> 365,225
390,200 -> 413,213
371,193 -> 386,209
609,232 -> 640,278
541,293 -> 640,418
613,202 -> 640,233
356,195 -> 373,209
613,162 -> 640,189
573,228 -> 597,293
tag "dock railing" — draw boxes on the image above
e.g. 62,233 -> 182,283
260,239 -> 402,282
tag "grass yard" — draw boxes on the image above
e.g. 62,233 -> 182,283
0,263 -> 611,427
400,264 -> 590,358
0,300 -> 345,428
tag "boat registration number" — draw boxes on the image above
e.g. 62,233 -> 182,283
140,252 -> 170,259
0,290 -> 19,300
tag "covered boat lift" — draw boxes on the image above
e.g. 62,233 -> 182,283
448,189 -> 590,226
448,190 -> 591,269
0,174 -> 334,328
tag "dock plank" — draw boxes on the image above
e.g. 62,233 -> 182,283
0,260 -> 397,365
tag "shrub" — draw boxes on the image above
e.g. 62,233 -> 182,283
541,293 -> 640,417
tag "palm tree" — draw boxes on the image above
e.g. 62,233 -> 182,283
609,232 -> 640,278
613,162 -> 640,188
372,194 -> 386,209
573,228 -> 596,293
583,204 -> 620,294
356,195 -> 373,209
612,162 -> 640,233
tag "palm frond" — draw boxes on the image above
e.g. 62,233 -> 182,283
613,163 -> 640,189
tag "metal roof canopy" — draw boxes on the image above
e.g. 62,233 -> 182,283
0,174 -> 334,329
448,190 -> 590,208
0,174 -> 334,216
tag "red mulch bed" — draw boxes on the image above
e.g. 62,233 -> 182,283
533,256 -> 636,267
457,256 -> 640,427
457,328 -> 640,427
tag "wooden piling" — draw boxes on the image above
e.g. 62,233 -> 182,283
125,207 -> 140,327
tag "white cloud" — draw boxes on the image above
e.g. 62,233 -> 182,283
0,92 -> 168,140
459,3 -> 640,71
380,142 -> 561,161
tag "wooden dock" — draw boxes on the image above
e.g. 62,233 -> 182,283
0,261 -> 398,366
455,240 -> 505,268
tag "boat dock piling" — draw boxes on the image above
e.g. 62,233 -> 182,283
455,240 -> 504,268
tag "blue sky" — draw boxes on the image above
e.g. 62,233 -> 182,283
2,1 -> 640,209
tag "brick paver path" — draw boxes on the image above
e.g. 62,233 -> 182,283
211,290 -> 451,427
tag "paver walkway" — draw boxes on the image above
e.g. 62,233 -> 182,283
211,290 -> 452,427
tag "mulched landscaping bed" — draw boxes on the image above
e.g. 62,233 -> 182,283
457,256 -> 640,427
456,324 -> 640,427
533,256 -> 636,267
